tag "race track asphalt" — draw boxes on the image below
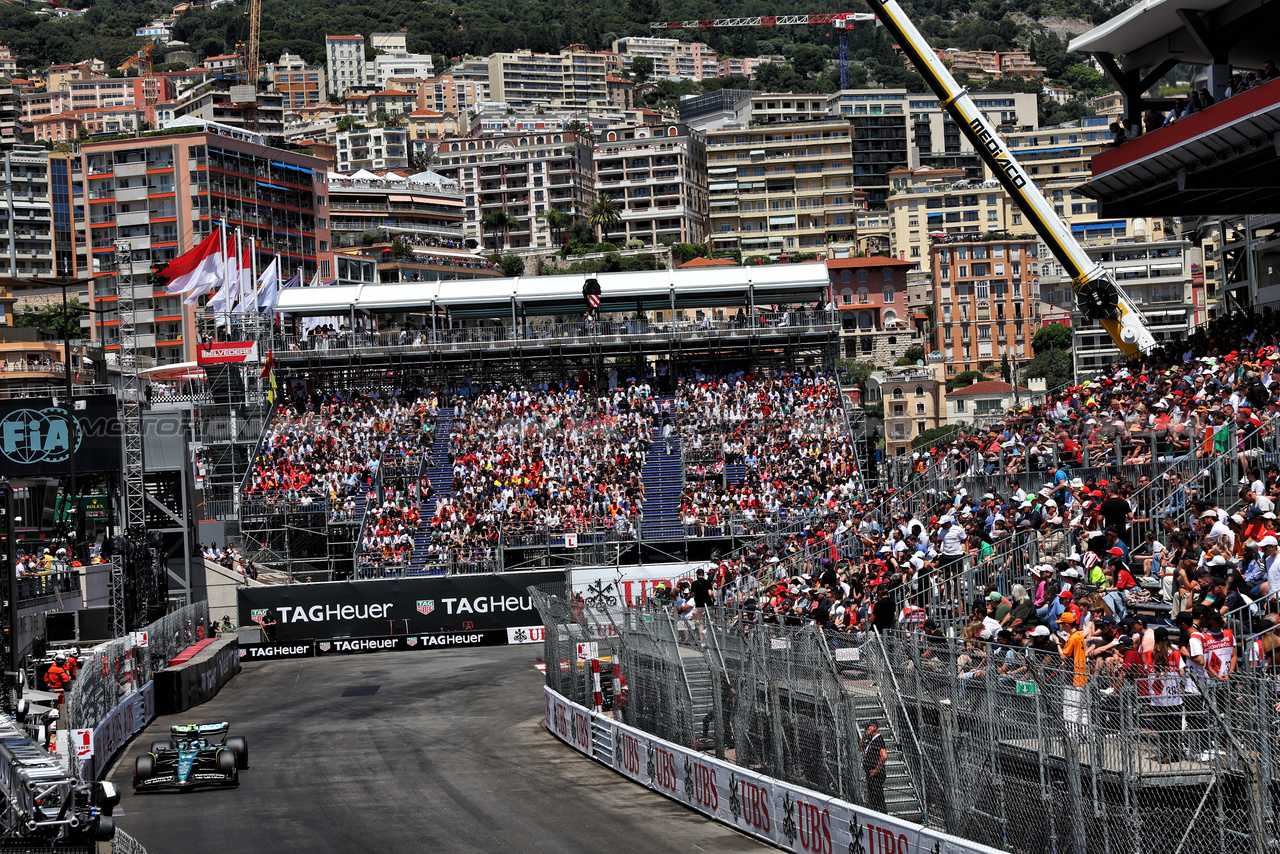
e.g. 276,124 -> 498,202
107,645 -> 771,853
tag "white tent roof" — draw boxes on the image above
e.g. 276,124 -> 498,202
275,262 -> 831,316
1069,0 -> 1273,67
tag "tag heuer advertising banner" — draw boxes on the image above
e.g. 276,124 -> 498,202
237,570 -> 563,642
0,395 -> 122,477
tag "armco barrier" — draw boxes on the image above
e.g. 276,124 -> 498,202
238,570 -> 562,641
545,687 -> 1005,854
77,682 -> 155,781
153,638 -> 241,715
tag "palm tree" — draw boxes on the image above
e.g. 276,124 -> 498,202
587,195 -> 622,244
537,208 -> 573,247
481,209 -> 516,252
565,119 -> 594,142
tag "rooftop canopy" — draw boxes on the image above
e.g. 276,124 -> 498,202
275,262 -> 832,319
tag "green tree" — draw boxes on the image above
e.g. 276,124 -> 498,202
836,359 -> 875,392
565,119 -> 594,142
630,56 -> 653,85
894,345 -> 926,367
1062,63 -> 1110,96
1021,348 -> 1073,389
15,298 -> 87,340
587,195 -> 623,243
537,208 -> 573,247
946,369 -> 988,392
498,254 -> 525,277
335,115 -> 361,133
563,218 -> 595,254
1032,323 -> 1072,352
481,209 -> 517,251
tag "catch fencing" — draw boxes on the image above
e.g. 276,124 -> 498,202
65,601 -> 211,733
532,588 -> 1280,854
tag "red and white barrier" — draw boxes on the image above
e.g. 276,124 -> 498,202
545,686 -> 1005,854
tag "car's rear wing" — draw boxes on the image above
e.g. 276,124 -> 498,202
170,722 -> 229,740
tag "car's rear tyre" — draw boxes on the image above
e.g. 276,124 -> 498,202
94,815 -> 115,842
217,748 -> 236,776
133,754 -> 155,789
225,736 -> 249,769
149,740 -> 170,754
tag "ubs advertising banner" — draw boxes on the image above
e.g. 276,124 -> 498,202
237,570 -> 563,642
545,688 -> 1006,854
0,395 -> 121,476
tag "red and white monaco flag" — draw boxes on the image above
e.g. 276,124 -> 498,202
163,227 -> 224,296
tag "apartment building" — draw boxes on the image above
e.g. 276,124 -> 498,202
487,47 -> 609,109
327,171 -> 466,255
733,93 -> 830,125
364,89 -> 417,118
611,37 -> 719,81
939,49 -> 1045,79
828,256 -> 920,363
1035,238 -> 1198,375
265,53 -> 325,111
433,130 -> 596,251
0,147 -> 57,280
0,45 -> 16,78
333,126 -> 409,171
594,124 -> 709,247
156,80 -> 285,137
326,35 -> 366,98
872,365 -> 946,456
886,168 -> 1021,265
370,52 -> 434,89
418,71 -> 487,114
406,109 -> 467,159
931,237 -> 1039,375
705,118 -> 859,258
81,123 -> 330,364
23,77 -> 175,121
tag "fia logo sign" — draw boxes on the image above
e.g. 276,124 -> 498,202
417,599 -> 435,616
0,407 -> 81,466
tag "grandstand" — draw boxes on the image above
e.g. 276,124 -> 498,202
226,263 -> 855,578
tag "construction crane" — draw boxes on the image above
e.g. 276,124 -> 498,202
119,44 -> 158,127
244,0 -> 261,90
649,13 -> 878,90
858,0 -> 1154,355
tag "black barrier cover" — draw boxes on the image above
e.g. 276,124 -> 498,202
238,641 -> 315,662
313,630 -> 507,656
154,638 -> 241,716
237,570 -> 562,642
0,395 -> 121,476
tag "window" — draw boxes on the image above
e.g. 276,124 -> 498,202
914,385 -> 925,397
883,285 -> 895,303
892,404 -> 906,416
916,420 -> 926,435
954,399 -> 967,412
892,387 -> 904,400
883,268 -> 892,281
857,287 -> 869,303
916,402 -> 926,414
841,270 -> 851,283
858,270 -> 867,282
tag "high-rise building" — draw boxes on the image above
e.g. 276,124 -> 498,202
594,124 -> 709,247
81,123 -> 331,364
433,130 -> 595,251
487,47 -> 609,109
327,171 -> 466,254
704,117 -> 859,258
370,53 -> 434,89
326,35 -> 366,98
332,126 -> 409,172
1,147 -> 57,279
930,237 -> 1039,375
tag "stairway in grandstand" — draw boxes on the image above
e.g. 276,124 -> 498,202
406,407 -> 454,574
846,688 -> 925,823
640,437 -> 685,540
724,462 -> 746,487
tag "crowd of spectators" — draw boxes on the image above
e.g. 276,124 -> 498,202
677,372 -> 862,533
431,383 -> 654,559
244,391 -> 435,503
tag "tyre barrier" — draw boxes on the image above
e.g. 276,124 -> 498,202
544,686 -> 1005,854
153,638 -> 241,716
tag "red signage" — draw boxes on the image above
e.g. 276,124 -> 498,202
197,341 -> 259,365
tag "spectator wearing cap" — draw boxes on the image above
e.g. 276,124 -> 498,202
1261,535 -> 1280,602
859,721 -> 888,812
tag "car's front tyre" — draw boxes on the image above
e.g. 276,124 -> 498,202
133,754 -> 155,789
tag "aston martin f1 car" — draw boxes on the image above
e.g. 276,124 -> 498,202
133,723 -> 249,791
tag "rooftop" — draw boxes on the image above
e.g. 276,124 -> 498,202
947,381 -> 1033,398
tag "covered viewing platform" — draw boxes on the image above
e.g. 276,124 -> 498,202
270,262 -> 839,365
1070,0 -> 1280,216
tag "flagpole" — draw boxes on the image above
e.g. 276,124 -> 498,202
220,218 -> 229,337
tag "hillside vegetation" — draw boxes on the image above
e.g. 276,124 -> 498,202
1,0 -> 1126,75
